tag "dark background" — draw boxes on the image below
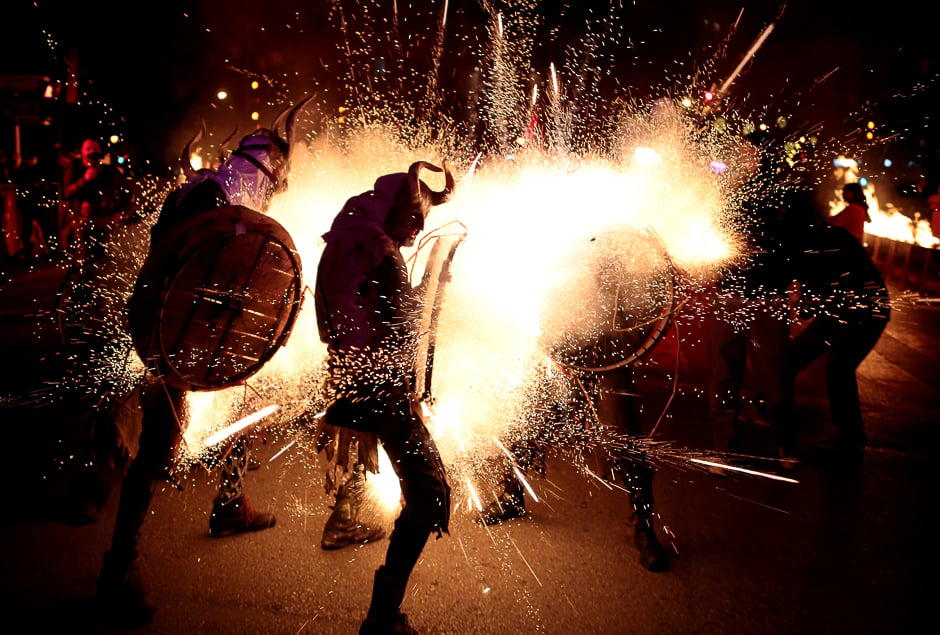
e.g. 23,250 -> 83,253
1,1 -> 936,200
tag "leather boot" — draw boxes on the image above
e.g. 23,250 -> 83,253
321,467 -> 386,550
95,550 -> 154,627
359,566 -> 418,635
479,471 -> 525,525
630,495 -> 669,572
208,494 -> 276,538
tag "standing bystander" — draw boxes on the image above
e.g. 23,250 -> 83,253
63,138 -> 130,262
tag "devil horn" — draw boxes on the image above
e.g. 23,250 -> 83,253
285,93 -> 317,147
408,160 -> 455,207
181,120 -> 206,179
270,104 -> 291,142
430,160 -> 456,206
217,126 -> 238,164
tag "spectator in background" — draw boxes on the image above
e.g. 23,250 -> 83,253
828,182 -> 870,244
63,138 -> 130,262
13,152 -> 60,259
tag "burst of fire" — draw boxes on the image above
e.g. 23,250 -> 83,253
828,156 -> 940,249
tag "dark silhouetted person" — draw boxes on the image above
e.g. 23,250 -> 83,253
828,181 -> 870,244
482,363 -> 669,572
63,138 -> 130,262
93,114 -> 314,626
708,131 -> 798,465
315,161 -> 454,634
783,190 -> 890,457
12,152 -> 59,259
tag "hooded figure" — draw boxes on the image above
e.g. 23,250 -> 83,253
316,161 -> 455,421
313,161 -> 455,635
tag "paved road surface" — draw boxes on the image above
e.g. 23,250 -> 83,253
0,257 -> 937,634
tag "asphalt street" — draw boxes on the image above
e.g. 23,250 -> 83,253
0,256 -> 938,635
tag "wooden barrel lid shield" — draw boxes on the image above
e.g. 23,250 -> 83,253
129,205 -> 303,391
542,226 -> 677,372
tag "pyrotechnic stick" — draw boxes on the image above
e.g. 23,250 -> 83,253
492,437 -> 539,502
466,478 -> 484,511
204,404 -> 279,447
715,22 -> 775,100
690,458 -> 799,484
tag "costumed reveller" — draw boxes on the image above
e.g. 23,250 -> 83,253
314,161 -> 454,634
481,364 -> 669,572
95,99 -> 309,627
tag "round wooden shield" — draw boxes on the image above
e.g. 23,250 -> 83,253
543,226 -> 676,372
129,205 -> 303,391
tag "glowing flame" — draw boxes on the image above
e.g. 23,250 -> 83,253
365,446 -> 404,512
827,165 -> 940,249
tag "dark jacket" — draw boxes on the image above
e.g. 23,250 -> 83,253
791,224 -> 890,324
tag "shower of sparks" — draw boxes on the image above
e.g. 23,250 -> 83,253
8,0 -> 872,551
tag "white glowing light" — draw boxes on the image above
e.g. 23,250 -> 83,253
466,478 -> 483,511
203,404 -> 279,448
368,446 -> 404,511
634,147 -> 662,166
709,160 -> 728,174
691,459 -> 799,483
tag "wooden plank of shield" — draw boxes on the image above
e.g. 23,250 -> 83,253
129,205 -> 303,391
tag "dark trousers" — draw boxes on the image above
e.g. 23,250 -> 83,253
790,316 -> 887,437
374,399 -> 451,583
708,295 -> 794,450
109,381 -> 253,558
593,366 -> 655,514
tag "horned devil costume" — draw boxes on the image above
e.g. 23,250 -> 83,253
482,227 -> 674,572
314,161 -> 454,635
96,98 -> 310,628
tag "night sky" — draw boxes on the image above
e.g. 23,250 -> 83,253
2,0 -> 936,187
